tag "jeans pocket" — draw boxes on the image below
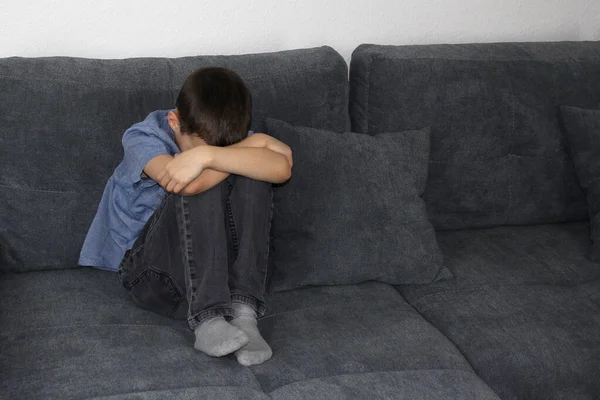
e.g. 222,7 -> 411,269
118,245 -> 144,288
117,249 -> 133,285
127,266 -> 184,319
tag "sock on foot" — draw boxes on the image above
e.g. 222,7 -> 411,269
194,316 -> 249,357
230,302 -> 273,366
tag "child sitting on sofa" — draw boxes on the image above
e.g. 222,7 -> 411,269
79,67 -> 293,366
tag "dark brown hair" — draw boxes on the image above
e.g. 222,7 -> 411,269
175,67 -> 252,146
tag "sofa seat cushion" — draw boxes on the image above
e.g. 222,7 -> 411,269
252,281 -> 480,393
269,370 -> 500,400
400,222 -> 600,303
402,281 -> 600,400
0,268 -> 498,399
397,222 -> 600,399
0,268 -> 263,399
89,387 -> 269,400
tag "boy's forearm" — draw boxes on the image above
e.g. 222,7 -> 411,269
179,169 -> 229,196
178,134 -> 278,196
205,146 -> 291,183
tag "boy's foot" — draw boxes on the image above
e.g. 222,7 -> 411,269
230,302 -> 273,366
194,316 -> 249,357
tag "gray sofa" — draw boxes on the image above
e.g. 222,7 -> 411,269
1,42 -> 599,400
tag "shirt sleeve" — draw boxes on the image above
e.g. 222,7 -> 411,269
121,127 -> 172,184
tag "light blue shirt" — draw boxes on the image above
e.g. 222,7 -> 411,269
79,110 -> 179,271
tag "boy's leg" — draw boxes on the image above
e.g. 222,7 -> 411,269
174,184 -> 233,325
117,193 -> 189,320
118,182 -> 248,356
225,175 -> 274,365
175,183 -> 253,355
225,175 -> 273,314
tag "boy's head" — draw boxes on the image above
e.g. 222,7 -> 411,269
170,67 -> 252,147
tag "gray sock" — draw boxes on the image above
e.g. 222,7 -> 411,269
194,316 -> 249,357
230,302 -> 273,366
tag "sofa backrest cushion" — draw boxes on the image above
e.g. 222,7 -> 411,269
349,41 -> 600,230
0,47 -> 350,272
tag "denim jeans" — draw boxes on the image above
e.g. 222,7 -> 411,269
117,175 -> 273,331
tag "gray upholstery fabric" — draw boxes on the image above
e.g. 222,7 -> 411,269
400,222 -> 600,303
404,283 -> 600,400
90,388 -> 269,400
0,47 -> 350,273
397,222 -> 600,399
560,106 -> 600,261
0,268 -> 495,399
349,41 -> 600,230
91,386 -> 271,400
0,269 -> 261,399
265,119 -> 447,291
270,371 -> 500,400
252,282 -> 473,392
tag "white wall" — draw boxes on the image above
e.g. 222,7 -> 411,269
1,0 -> 598,62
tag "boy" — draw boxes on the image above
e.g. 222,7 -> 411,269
79,67 -> 293,366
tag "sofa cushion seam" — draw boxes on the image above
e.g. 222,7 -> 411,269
266,368 -> 485,394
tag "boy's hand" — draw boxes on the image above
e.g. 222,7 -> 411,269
157,147 -> 212,193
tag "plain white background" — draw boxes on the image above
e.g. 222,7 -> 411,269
1,0 -> 599,62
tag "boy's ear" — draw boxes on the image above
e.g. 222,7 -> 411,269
168,111 -> 181,134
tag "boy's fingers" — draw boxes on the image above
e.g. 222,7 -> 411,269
161,171 -> 173,188
173,182 -> 185,194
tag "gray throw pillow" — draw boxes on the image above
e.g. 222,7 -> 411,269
266,118 -> 449,292
561,106 -> 600,261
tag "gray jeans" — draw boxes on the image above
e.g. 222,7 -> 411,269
118,175 -> 273,331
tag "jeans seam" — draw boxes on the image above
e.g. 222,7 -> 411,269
120,262 -> 149,289
187,306 -> 235,330
231,293 -> 266,316
144,193 -> 171,240
118,244 -> 145,279
119,263 -> 184,320
168,301 -> 182,319
177,196 -> 196,326
226,181 -> 239,254
261,186 -> 275,301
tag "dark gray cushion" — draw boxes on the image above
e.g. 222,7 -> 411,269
404,282 -> 600,400
350,41 -> 600,230
91,388 -> 269,400
396,222 -> 600,399
400,222 -> 600,303
270,371 -> 500,400
560,106 -> 600,261
0,268 -> 496,399
0,268 -> 263,399
0,47 -> 350,273
265,118 -> 447,292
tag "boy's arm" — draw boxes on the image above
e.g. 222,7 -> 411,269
181,134 -> 292,195
144,135 -> 259,195
144,155 -> 230,195
158,145 -> 291,194
144,134 -> 292,195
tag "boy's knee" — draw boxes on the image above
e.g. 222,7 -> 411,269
233,175 -> 272,194
238,178 -> 272,201
167,182 -> 226,212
